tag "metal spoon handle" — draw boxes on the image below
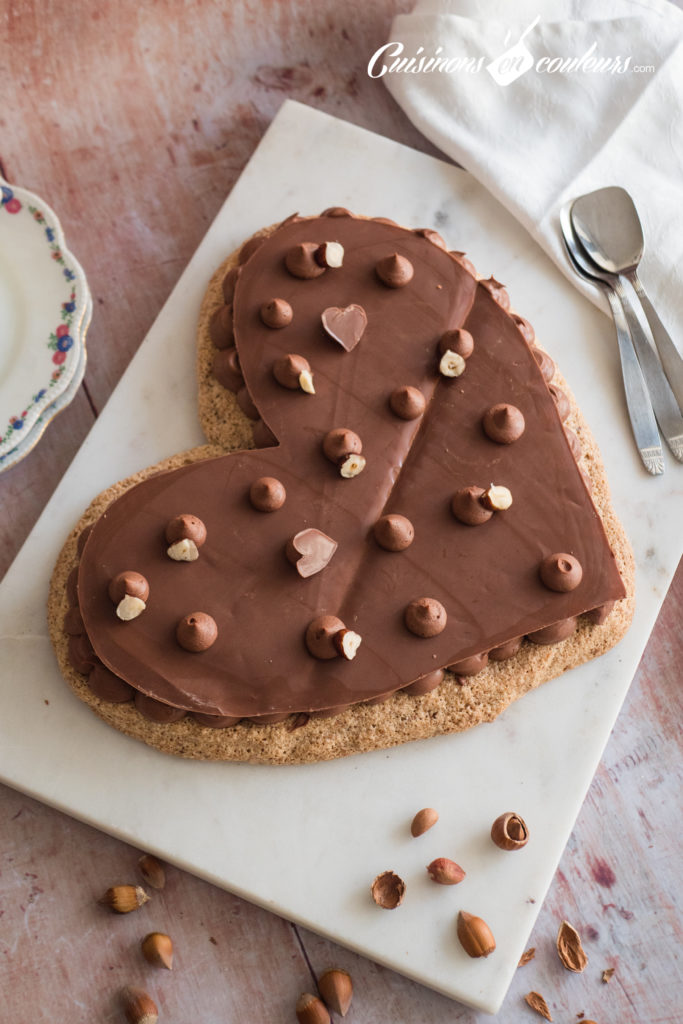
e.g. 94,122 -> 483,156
610,277 -> 683,462
626,270 -> 683,412
602,286 -> 664,475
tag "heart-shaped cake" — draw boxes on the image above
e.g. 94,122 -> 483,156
48,208 -> 634,763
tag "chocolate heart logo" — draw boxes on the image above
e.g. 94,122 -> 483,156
286,528 -> 337,578
321,304 -> 367,351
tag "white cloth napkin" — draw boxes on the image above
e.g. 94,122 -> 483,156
382,0 -> 683,340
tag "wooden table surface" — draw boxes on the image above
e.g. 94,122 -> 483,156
1,3 -> 681,1021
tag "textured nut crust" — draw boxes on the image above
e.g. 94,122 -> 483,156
48,218 -> 635,764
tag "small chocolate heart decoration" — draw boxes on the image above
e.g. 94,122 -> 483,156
321,304 -> 367,352
286,528 -> 338,578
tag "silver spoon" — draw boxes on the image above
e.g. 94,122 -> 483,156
571,186 -> 683,412
559,204 -> 663,475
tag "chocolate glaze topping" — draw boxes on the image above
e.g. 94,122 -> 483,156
75,215 -> 625,719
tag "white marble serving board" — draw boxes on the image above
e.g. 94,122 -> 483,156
0,100 -> 680,1015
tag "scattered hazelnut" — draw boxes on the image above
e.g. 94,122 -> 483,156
305,615 -> 346,660
439,349 -> 466,378
138,854 -> 166,890
427,858 -> 466,885
249,476 -> 286,512
315,241 -> 344,268
491,812 -> 529,851
286,528 -> 337,578
317,968 -> 353,1017
334,628 -> 362,661
456,911 -> 496,958
273,353 -> 313,391
373,513 -> 414,551
260,297 -> 293,328
116,595 -> 147,621
481,484 -> 513,511
321,304 -> 367,351
371,870 -> 406,909
299,369 -> 315,394
389,385 -> 426,420
98,885 -> 150,914
376,252 -> 414,288
411,807 -> 439,837
482,403 -> 525,444
438,328 -> 474,360
404,597 -> 447,638
339,453 -> 366,478
141,931 -> 173,970
539,552 -> 583,592
166,538 -> 199,562
120,986 -> 158,1024
480,276 -> 510,309
176,612 -> 218,652
451,486 -> 493,526
518,947 -> 536,967
295,992 -> 330,1024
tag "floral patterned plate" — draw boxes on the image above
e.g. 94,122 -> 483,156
0,176 -> 90,459
0,294 -> 91,472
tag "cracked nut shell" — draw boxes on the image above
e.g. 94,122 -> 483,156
371,870 -> 406,909
491,812 -> 529,850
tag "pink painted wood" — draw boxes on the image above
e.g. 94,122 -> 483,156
0,2 -> 680,1020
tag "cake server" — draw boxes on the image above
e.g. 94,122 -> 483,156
559,204 -> 664,476
570,186 -> 683,413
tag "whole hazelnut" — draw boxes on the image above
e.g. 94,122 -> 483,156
491,812 -> 529,851
176,612 -> 218,652
411,807 -> 439,837
457,911 -> 496,958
